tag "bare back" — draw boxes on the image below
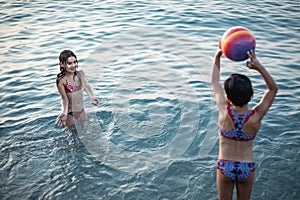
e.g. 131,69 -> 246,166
218,105 -> 261,162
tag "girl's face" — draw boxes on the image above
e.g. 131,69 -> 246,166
63,56 -> 78,74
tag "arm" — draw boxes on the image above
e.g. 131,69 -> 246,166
211,49 -> 227,115
56,79 -> 69,126
246,50 -> 278,119
79,70 -> 99,105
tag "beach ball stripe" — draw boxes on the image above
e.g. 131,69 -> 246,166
220,27 -> 256,61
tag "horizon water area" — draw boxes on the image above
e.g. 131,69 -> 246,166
0,0 -> 299,199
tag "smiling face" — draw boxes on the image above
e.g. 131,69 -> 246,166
63,56 -> 78,74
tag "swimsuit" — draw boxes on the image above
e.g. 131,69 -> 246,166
217,159 -> 255,182
68,108 -> 84,119
219,105 -> 256,141
64,78 -> 82,93
217,105 -> 256,182
64,76 -> 84,119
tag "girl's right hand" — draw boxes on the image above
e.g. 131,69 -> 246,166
56,113 -> 67,127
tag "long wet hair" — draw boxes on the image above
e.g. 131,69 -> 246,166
224,73 -> 253,107
56,50 -> 78,85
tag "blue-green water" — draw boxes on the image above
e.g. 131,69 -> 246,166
0,0 -> 299,199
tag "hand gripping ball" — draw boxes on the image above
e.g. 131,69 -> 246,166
220,26 -> 256,61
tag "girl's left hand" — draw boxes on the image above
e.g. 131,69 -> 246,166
246,50 -> 262,70
91,97 -> 99,105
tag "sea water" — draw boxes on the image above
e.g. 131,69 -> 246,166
0,0 -> 299,199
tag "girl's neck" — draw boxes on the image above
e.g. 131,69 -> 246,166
65,71 -> 76,78
232,104 -> 249,114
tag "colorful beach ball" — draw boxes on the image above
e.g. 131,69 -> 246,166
220,26 -> 256,61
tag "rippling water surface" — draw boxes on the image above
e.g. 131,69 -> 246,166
0,0 -> 299,199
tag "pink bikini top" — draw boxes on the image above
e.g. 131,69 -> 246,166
64,78 -> 82,93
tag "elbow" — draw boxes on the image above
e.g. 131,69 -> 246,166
269,84 -> 278,96
61,98 -> 69,105
61,96 -> 68,101
273,83 -> 279,94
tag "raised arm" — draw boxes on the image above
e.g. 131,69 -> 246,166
246,50 -> 278,119
78,70 -> 99,105
211,49 -> 227,114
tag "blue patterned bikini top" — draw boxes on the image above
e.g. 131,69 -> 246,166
219,105 -> 256,141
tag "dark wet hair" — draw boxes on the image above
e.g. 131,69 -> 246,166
224,73 -> 253,107
56,50 -> 78,85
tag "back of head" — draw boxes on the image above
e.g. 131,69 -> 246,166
224,73 -> 253,107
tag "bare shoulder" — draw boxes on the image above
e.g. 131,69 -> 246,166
218,105 -> 232,130
77,70 -> 89,86
56,77 -> 68,98
252,97 -> 274,121
245,108 -> 262,131
78,70 -> 88,79
76,70 -> 83,76
57,77 -> 65,87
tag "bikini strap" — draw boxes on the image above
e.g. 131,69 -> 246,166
227,104 -> 234,121
227,105 -> 254,124
244,109 -> 255,123
64,73 -> 81,85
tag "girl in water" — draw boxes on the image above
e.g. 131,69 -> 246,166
56,50 -> 99,127
212,49 -> 278,199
